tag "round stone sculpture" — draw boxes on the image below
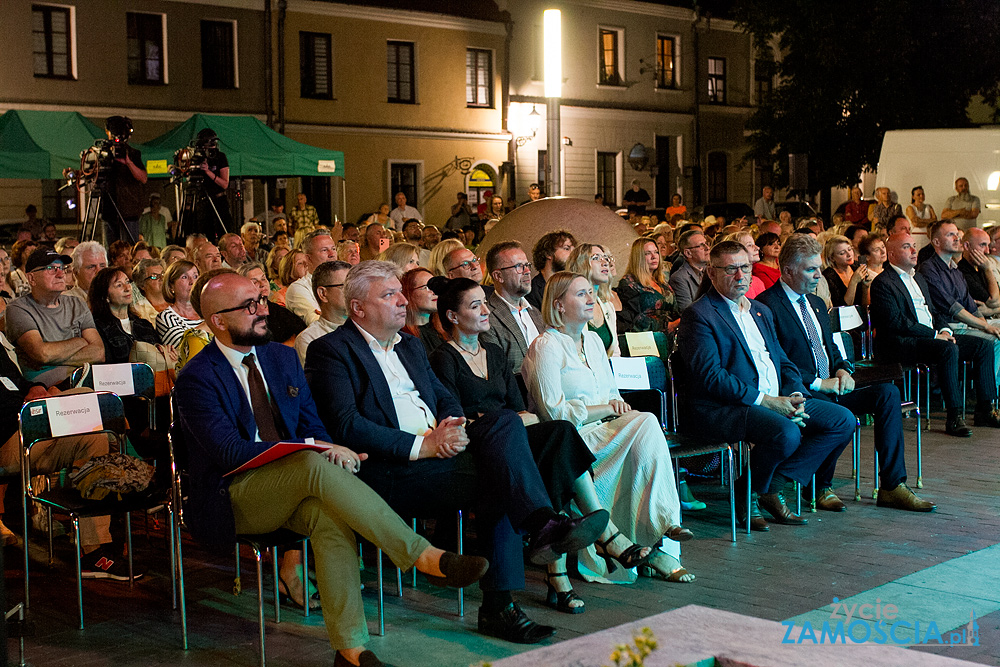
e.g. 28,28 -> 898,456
477,197 -> 638,286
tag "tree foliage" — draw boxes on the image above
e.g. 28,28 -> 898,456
733,0 -> 1000,191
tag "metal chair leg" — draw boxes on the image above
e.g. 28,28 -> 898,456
254,547 -> 266,667
873,450 -> 880,499
794,481 -> 801,516
916,404 -> 923,488
270,547 -> 280,623
174,508 -> 188,650
126,512 -> 134,587
744,444 -> 752,536
411,519 -> 417,588
853,419 -> 862,501
727,447 -> 736,543
302,539 -> 310,619
810,474 -> 817,513
376,547 -> 384,636
74,517 -> 83,630
457,510 -> 464,617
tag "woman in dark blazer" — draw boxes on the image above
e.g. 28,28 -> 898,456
88,267 -> 161,363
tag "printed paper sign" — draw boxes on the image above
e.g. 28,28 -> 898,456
624,331 -> 659,357
146,159 -> 170,175
46,393 -> 102,438
611,356 -> 650,390
92,364 -> 135,396
317,160 -> 338,173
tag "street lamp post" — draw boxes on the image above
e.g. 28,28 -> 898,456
544,9 -> 561,197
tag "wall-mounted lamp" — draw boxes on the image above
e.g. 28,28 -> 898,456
515,105 -> 542,148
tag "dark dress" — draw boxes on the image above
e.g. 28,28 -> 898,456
266,301 -> 307,344
823,266 -> 867,308
430,341 -> 595,511
615,273 -> 679,334
94,313 -> 160,363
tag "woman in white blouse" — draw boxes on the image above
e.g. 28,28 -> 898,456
155,260 -> 202,349
567,243 -> 619,357
522,272 -> 694,585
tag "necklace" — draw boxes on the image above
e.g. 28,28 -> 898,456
451,340 -> 488,379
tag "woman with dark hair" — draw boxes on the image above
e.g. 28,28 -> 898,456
429,277 -> 644,614
10,239 -> 38,296
751,231 -> 781,289
400,267 -> 445,355
88,267 -> 163,363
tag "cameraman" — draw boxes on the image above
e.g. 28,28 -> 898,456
102,116 -> 147,244
192,128 -> 231,240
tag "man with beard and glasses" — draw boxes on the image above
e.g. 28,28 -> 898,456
174,272 -> 488,667
481,241 -> 543,377
526,230 -> 576,310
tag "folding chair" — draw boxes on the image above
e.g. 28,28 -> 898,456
18,391 -> 180,637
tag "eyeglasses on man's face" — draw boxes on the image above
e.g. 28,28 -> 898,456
214,294 -> 269,316
711,263 -> 752,276
32,264 -> 65,274
497,261 -> 532,273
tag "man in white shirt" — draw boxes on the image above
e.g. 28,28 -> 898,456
285,230 -> 337,325
676,241 -> 856,531
303,260 -> 608,645
295,260 -> 351,366
388,192 -> 422,232
481,241 -> 543,376
941,177 -> 981,231
64,241 -> 108,303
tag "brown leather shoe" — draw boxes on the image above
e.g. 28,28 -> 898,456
814,487 -> 847,512
759,491 -> 808,525
736,493 -> 769,532
876,483 -> 936,512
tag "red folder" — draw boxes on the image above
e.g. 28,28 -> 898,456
225,442 -> 331,476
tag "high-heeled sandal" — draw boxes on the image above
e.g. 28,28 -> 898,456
593,531 -> 654,573
277,575 -> 322,610
639,550 -> 696,584
665,525 -> 694,542
545,571 -> 585,614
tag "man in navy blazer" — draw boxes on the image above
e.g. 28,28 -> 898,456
758,235 -> 934,513
676,241 -> 855,531
175,273 -> 487,667
304,261 -> 606,645
870,232 -> 997,436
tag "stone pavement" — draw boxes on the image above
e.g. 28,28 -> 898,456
6,414 -> 999,666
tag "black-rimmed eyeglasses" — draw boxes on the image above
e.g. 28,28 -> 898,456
214,294 -> 269,315
497,261 -> 532,273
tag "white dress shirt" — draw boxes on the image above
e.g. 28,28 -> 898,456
284,273 -> 321,325
890,263 -> 936,329
295,313 -> 346,366
725,295 -> 780,404
495,292 -> 540,347
355,324 -> 436,460
780,280 -> 829,391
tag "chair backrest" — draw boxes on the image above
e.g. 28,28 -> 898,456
832,331 -> 856,365
617,331 -> 672,359
71,363 -> 155,401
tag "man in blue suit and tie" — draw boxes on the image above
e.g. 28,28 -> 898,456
676,241 -> 856,531
304,261 -> 607,645
757,234 -> 934,513
175,273 -> 488,667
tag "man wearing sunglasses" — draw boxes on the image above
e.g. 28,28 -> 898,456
5,248 -> 104,388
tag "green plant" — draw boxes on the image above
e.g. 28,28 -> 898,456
605,627 -> 658,667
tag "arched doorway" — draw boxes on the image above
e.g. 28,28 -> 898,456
466,162 -> 498,218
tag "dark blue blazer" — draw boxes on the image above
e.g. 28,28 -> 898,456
757,283 -> 850,387
304,320 -> 463,463
174,340 -> 329,549
869,267 -> 948,360
676,287 -> 808,438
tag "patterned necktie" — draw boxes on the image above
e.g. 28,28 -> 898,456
797,295 -> 829,380
242,353 -> 282,441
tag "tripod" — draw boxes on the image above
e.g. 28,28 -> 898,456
78,182 -> 136,245
175,180 -> 228,241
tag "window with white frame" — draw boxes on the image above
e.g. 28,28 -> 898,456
466,49 -> 492,108
127,12 -> 166,85
656,35 -> 677,89
387,40 -> 415,103
707,57 -> 726,104
598,27 -> 624,86
32,4 -> 75,79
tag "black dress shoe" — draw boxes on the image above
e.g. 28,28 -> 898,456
758,491 -> 808,525
424,552 -> 489,589
527,509 -> 609,565
945,417 -> 973,437
736,493 -> 769,532
478,601 -> 556,644
333,649 -> 389,667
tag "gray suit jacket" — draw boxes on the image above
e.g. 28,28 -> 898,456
481,290 -> 545,375
669,260 -> 705,312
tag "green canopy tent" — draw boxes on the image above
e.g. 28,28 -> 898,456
0,109 -> 139,179
141,114 -> 345,178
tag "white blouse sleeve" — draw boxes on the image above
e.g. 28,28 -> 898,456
522,332 -> 591,427
584,330 -> 622,401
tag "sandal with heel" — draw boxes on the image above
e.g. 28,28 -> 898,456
277,575 -> 322,610
545,571 -> 585,614
639,549 -> 696,584
593,531 -> 654,573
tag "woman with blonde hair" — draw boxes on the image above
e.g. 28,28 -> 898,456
822,234 -> 872,307
428,238 -> 465,277
377,242 -> 421,273
522,272 -> 693,585
566,243 -> 619,357
615,237 -> 679,335
274,248 -> 309,306
266,245 -> 289,281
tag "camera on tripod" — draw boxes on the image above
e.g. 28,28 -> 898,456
169,128 -> 219,188
63,116 -> 134,191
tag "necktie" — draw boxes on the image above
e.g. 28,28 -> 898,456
242,353 -> 282,441
798,295 -> 829,380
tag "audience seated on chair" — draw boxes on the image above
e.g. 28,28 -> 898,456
757,234 -> 934,512
174,272 -> 488,667
566,243 -> 620,357
304,260 -> 607,645
668,229 -> 709,312
480,241 -> 545,375
65,241 -> 108,303
526,230 -> 576,311
285,230 -> 337,325
237,261 -> 305,347
616,237 -> 680,336
295,260 -> 351,366
88,267 -> 163,365
675,240 -> 856,532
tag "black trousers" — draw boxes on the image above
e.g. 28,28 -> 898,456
897,335 -> 995,409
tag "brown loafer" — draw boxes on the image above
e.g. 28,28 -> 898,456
814,488 -> 847,512
736,493 -> 769,532
758,491 -> 808,525
876,483 -> 936,512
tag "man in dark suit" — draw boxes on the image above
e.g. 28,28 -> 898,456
870,232 -> 996,437
175,273 -> 487,667
304,261 -> 607,644
676,241 -> 856,531
481,241 -> 544,376
758,235 -> 934,513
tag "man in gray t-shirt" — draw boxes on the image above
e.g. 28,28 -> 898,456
5,248 -> 104,387
942,177 -> 982,231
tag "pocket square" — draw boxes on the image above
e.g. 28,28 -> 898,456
287,386 -> 299,398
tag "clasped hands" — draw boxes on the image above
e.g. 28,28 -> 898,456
420,416 -> 469,459
761,393 -> 809,428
